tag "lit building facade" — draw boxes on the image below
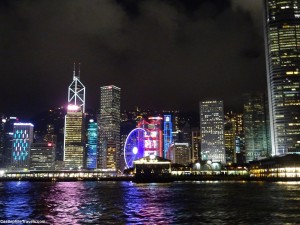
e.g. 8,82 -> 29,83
30,142 -> 55,170
106,141 -> 117,170
11,123 -> 34,170
64,64 -> 86,170
138,117 -> 163,157
87,119 -> 98,169
64,108 -> 85,170
249,154 -> 300,178
0,117 -> 19,169
0,117 -> 4,168
224,113 -> 236,164
200,100 -> 225,163
264,0 -> 300,155
191,129 -> 201,163
168,143 -> 190,165
98,85 -> 121,171
243,93 -> 271,162
163,115 -> 173,158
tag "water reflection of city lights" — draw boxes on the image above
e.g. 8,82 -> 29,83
122,182 -> 174,224
45,182 -> 87,224
2,182 -> 34,220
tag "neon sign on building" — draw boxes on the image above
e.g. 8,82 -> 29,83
123,117 -> 163,168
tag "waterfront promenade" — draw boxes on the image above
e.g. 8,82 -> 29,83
1,170 -> 299,182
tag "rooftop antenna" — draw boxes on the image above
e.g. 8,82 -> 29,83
73,62 -> 76,79
78,62 -> 81,79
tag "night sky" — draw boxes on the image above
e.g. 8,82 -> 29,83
0,0 -> 266,119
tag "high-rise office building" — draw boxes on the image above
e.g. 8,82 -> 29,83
64,107 -> 85,169
264,0 -> 300,155
191,128 -> 201,163
243,93 -> 270,162
64,64 -> 85,170
11,123 -> 34,170
234,113 -> 246,163
87,119 -> 98,169
98,85 -> 121,171
199,100 -> 225,163
224,112 -> 246,164
168,143 -> 190,165
163,115 -> 173,158
224,112 -> 236,164
0,117 -> 19,169
30,142 -> 55,170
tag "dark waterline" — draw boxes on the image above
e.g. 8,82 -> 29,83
0,181 -> 299,225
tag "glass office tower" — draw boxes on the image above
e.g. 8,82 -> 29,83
64,64 -> 86,169
87,119 -> 98,169
199,100 -> 225,163
163,115 -> 173,158
243,93 -> 270,162
11,123 -> 34,170
98,85 -> 121,171
64,108 -> 85,169
264,0 -> 300,155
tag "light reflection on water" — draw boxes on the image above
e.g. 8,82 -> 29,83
0,182 -> 33,220
123,183 -> 175,224
0,181 -> 299,224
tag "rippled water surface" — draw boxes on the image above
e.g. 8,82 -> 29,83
0,181 -> 299,224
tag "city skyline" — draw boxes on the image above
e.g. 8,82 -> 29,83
0,0 -> 265,119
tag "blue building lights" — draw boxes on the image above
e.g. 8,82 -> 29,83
87,120 -> 98,169
163,115 -> 172,158
11,123 -> 34,170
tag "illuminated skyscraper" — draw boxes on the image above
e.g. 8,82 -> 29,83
243,93 -> 270,162
264,0 -> 300,155
87,119 -> 98,169
163,115 -> 173,158
64,64 -> 85,169
191,128 -> 201,163
168,143 -> 190,165
224,112 -> 236,164
0,117 -> 19,168
30,142 -> 55,170
98,85 -> 121,171
11,123 -> 34,170
199,100 -> 225,163
64,107 -> 85,169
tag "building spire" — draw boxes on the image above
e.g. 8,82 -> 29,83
73,62 -> 76,79
68,62 -> 86,113
78,62 -> 81,79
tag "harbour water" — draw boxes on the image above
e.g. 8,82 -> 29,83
0,181 -> 299,224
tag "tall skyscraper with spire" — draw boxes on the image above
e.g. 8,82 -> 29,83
264,1 -> 300,156
63,64 -> 86,170
98,85 -> 121,171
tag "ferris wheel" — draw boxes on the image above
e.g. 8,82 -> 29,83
124,128 -> 146,168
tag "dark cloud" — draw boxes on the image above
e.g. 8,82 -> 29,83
0,0 -> 266,119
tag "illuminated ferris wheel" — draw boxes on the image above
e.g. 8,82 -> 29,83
123,128 -> 146,168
